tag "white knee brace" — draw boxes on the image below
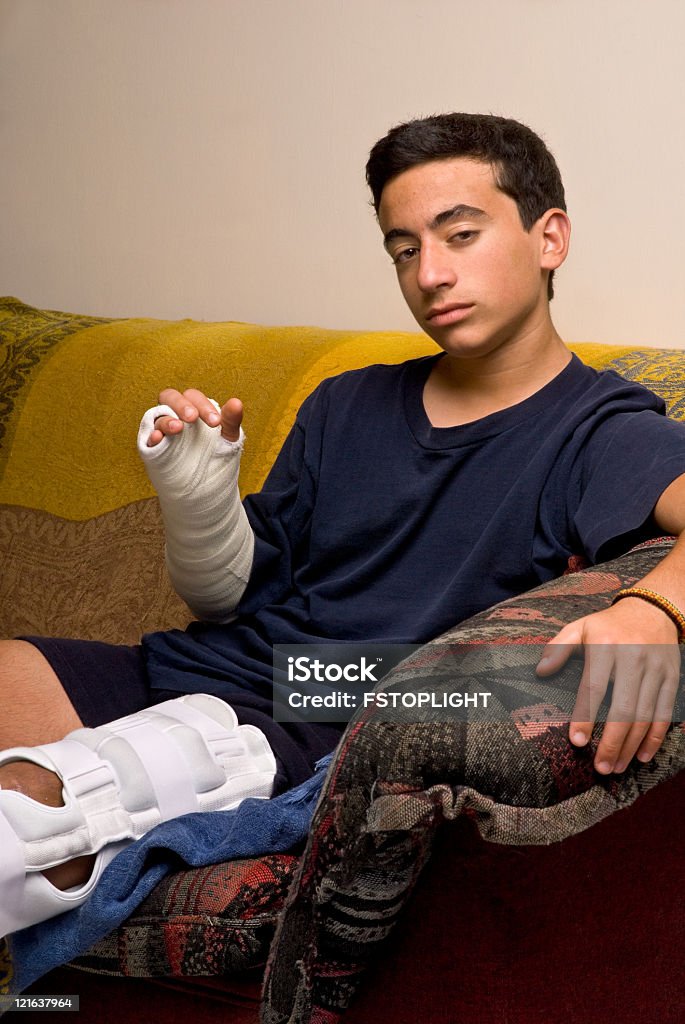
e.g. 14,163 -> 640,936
0,694 -> 276,937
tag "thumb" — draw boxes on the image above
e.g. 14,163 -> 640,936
535,622 -> 583,676
221,397 -> 244,442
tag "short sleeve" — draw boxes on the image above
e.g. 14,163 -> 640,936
573,410 -> 685,561
237,385 -> 327,612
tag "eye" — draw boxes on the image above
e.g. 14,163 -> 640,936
449,230 -> 478,244
392,247 -> 419,265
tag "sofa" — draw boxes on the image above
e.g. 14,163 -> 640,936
1,296 -> 683,1023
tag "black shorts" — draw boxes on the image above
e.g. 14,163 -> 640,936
20,636 -> 342,793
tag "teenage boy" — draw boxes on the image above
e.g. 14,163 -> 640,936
1,113 -> 684,937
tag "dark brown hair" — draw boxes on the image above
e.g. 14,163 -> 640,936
366,113 -> 567,298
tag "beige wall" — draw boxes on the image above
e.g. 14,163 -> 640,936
1,0 -> 684,347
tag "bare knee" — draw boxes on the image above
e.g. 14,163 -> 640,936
0,648 -> 94,891
0,639 -> 82,748
0,759 -> 96,891
0,759 -> 64,806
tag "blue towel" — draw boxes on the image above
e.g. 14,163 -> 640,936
6,754 -> 330,996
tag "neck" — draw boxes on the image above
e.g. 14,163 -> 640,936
424,322 -> 572,428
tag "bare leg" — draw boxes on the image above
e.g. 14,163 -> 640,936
0,640 -> 95,889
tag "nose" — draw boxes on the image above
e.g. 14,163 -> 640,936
416,238 -> 457,293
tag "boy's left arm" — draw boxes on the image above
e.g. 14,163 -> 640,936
536,472 -> 685,775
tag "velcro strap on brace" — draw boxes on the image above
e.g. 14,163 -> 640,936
103,718 -> 199,821
37,738 -> 119,806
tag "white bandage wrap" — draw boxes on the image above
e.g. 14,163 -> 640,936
138,403 -> 255,621
0,694 -> 276,936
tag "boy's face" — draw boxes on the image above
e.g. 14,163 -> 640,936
378,157 -> 558,359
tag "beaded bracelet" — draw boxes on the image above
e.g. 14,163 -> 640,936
611,587 -> 685,642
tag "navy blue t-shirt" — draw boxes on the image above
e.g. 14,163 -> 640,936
142,353 -> 685,786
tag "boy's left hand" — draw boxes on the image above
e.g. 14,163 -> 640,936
535,597 -> 681,774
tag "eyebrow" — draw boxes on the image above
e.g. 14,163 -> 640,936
383,203 -> 489,249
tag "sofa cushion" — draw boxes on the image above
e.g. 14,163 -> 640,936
262,539 -> 685,1024
70,853 -> 297,979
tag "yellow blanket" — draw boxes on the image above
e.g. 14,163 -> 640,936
1,296 -> 682,644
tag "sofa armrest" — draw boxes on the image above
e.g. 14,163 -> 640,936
262,539 -> 685,1024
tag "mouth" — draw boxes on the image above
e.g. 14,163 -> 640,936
425,303 -> 474,327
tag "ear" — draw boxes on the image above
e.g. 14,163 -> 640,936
539,209 -> 571,271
